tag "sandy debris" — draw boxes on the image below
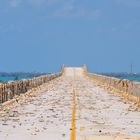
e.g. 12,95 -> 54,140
0,67 -> 140,140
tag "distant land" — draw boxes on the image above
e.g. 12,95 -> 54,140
0,72 -> 47,83
1,72 -> 140,83
101,73 -> 140,82
0,72 -> 47,77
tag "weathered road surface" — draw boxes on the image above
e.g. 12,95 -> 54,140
0,67 -> 140,140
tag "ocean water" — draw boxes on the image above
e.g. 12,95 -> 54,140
118,76 -> 140,82
121,77 -> 140,82
0,76 -> 32,82
1,76 -> 140,83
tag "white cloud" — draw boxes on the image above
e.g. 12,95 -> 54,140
28,0 -> 46,5
52,4 -> 101,19
115,0 -> 140,7
0,23 -> 20,32
8,0 -> 69,7
46,0 -> 63,6
9,0 -> 22,7
111,27 -> 118,32
8,0 -> 101,20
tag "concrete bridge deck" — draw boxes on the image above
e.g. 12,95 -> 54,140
0,67 -> 140,140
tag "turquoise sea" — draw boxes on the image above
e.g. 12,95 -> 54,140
1,76 -> 140,83
121,77 -> 140,82
0,76 -> 33,82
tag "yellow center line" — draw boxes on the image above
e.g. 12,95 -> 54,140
70,69 -> 76,140
70,88 -> 76,140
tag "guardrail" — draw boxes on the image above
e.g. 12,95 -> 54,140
0,72 -> 62,104
87,73 -> 140,99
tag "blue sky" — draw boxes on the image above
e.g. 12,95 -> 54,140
0,0 -> 140,73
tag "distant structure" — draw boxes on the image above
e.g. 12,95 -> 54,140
130,63 -> 133,74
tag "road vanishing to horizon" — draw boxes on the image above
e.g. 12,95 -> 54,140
0,67 -> 140,140
1,0 -> 140,139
